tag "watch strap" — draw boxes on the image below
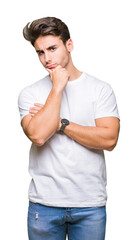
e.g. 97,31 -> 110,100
60,123 -> 66,132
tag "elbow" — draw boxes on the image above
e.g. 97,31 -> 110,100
107,124 -> 120,151
106,138 -> 118,151
29,131 -> 54,146
24,125 -> 48,147
27,130 -> 54,147
34,139 -> 45,147
29,134 -> 46,147
107,145 -> 115,152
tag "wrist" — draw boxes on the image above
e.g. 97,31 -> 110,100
52,86 -> 63,95
59,118 -> 70,132
52,83 -> 66,94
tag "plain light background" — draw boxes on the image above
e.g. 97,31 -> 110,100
1,0 -> 138,239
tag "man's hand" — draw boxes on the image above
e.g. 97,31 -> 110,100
47,65 -> 70,93
21,65 -> 70,146
56,118 -> 62,132
29,103 -> 44,116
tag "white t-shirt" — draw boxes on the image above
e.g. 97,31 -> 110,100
18,72 -> 120,207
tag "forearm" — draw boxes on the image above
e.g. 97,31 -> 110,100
27,88 -> 62,145
64,122 -> 118,151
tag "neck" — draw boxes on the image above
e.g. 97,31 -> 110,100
65,57 -> 82,81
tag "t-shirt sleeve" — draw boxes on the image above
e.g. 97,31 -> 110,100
18,86 -> 36,123
94,83 -> 120,119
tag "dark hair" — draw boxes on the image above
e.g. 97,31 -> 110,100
23,17 -> 70,46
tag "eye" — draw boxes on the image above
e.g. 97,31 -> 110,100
37,51 -> 44,56
50,47 -> 56,52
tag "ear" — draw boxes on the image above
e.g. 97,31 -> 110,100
66,39 -> 73,52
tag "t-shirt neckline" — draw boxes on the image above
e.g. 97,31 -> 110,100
67,72 -> 85,85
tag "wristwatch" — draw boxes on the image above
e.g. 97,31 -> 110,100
60,118 -> 69,132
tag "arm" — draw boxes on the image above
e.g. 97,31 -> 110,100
21,66 -> 70,146
58,117 -> 120,151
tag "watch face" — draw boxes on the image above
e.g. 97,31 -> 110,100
61,119 -> 69,125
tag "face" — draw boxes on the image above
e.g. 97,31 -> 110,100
34,35 -> 73,71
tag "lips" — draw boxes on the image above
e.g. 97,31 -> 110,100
46,64 -> 56,69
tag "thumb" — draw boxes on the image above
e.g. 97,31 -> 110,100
46,68 -> 52,77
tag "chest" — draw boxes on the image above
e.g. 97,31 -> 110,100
60,85 -> 96,127
35,81 -> 96,127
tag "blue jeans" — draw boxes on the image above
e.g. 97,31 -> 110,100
28,201 -> 106,240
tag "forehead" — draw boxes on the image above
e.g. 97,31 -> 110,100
34,35 -> 63,49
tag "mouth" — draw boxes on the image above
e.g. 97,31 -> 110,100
46,64 -> 57,69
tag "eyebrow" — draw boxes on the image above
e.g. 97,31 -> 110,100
36,45 -> 57,53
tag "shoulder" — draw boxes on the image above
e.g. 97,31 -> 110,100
18,75 -> 50,100
19,75 -> 50,94
85,72 -> 109,86
84,72 -> 112,94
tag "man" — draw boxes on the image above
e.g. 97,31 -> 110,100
18,17 -> 120,240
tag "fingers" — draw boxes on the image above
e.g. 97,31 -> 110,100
47,65 -> 62,76
57,117 -> 62,131
55,65 -> 62,70
29,103 -> 44,116
34,103 -> 44,108
46,68 -> 52,77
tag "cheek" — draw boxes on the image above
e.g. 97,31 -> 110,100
54,48 -> 67,60
57,52 -> 69,65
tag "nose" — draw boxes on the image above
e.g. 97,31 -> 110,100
44,51 -> 51,63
